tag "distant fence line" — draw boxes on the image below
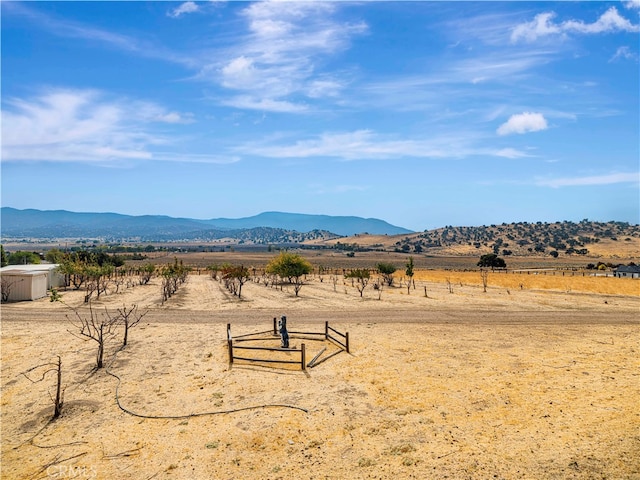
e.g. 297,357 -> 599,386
485,269 -> 615,277
190,267 -> 615,278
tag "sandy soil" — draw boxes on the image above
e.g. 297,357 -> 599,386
1,273 -> 639,479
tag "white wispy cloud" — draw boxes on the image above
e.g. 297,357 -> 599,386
610,45 -> 639,62
511,7 -> 640,43
1,89 -> 201,164
168,2 -> 199,18
235,129 -> 522,162
306,78 -> 345,99
536,172 -> 639,188
205,1 -> 367,112
132,103 -> 196,124
4,2 -> 197,67
352,45 -> 556,115
493,148 -> 533,159
152,152 -> 240,164
497,112 -> 548,136
220,95 -> 308,113
236,130 -> 451,160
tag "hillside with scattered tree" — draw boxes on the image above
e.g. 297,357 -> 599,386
321,220 -> 639,259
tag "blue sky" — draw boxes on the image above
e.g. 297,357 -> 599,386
2,1 -> 639,232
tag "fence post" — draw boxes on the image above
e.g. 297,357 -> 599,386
325,321 -> 329,340
345,332 -> 350,353
227,324 -> 233,364
273,317 -> 278,335
301,343 -> 306,371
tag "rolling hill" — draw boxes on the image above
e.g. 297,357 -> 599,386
0,207 -> 412,240
324,220 -> 640,259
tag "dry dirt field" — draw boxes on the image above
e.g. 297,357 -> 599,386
1,269 -> 639,479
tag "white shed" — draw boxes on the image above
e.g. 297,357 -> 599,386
1,269 -> 48,301
0,264 -> 65,289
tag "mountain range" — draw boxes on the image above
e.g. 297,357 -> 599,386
0,208 -> 413,240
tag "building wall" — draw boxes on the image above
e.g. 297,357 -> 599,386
622,272 -> 639,279
1,272 -> 48,301
615,271 -> 640,279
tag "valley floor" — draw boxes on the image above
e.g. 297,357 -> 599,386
1,274 -> 639,479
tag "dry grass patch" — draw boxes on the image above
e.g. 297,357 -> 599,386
411,270 -> 640,296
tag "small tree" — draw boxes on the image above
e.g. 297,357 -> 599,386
117,304 -> 147,346
21,356 -> 64,419
377,262 -> 397,287
405,257 -> 415,295
221,264 -> 251,299
345,269 -> 370,297
0,245 -> 8,267
138,263 -> 155,285
84,264 -> 113,302
480,269 -> 489,293
206,264 -> 221,280
373,277 -> 384,300
57,260 -> 86,290
67,303 -> 120,369
1,276 -> 22,303
161,258 -> 190,304
45,248 -> 66,264
477,253 -> 506,270
265,252 -> 313,297
331,275 -> 338,292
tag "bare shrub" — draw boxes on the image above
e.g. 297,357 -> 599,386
480,269 -> 489,293
22,355 -> 65,419
67,303 -> 120,369
117,304 -> 148,346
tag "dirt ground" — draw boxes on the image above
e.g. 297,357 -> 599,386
1,272 -> 639,479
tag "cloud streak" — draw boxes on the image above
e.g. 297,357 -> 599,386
610,46 -> 639,62
235,129 -> 528,162
4,2 -> 197,68
536,172 -> 639,188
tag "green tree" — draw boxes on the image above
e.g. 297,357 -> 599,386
206,264 -> 221,280
160,258 -> 190,304
266,252 -> 313,297
477,253 -> 506,269
8,251 -> 41,265
345,269 -> 371,297
376,262 -> 397,287
405,256 -> 414,294
0,245 -> 8,267
57,260 -> 86,290
138,263 -> 155,285
84,264 -> 114,302
45,248 -> 66,264
220,264 -> 250,299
